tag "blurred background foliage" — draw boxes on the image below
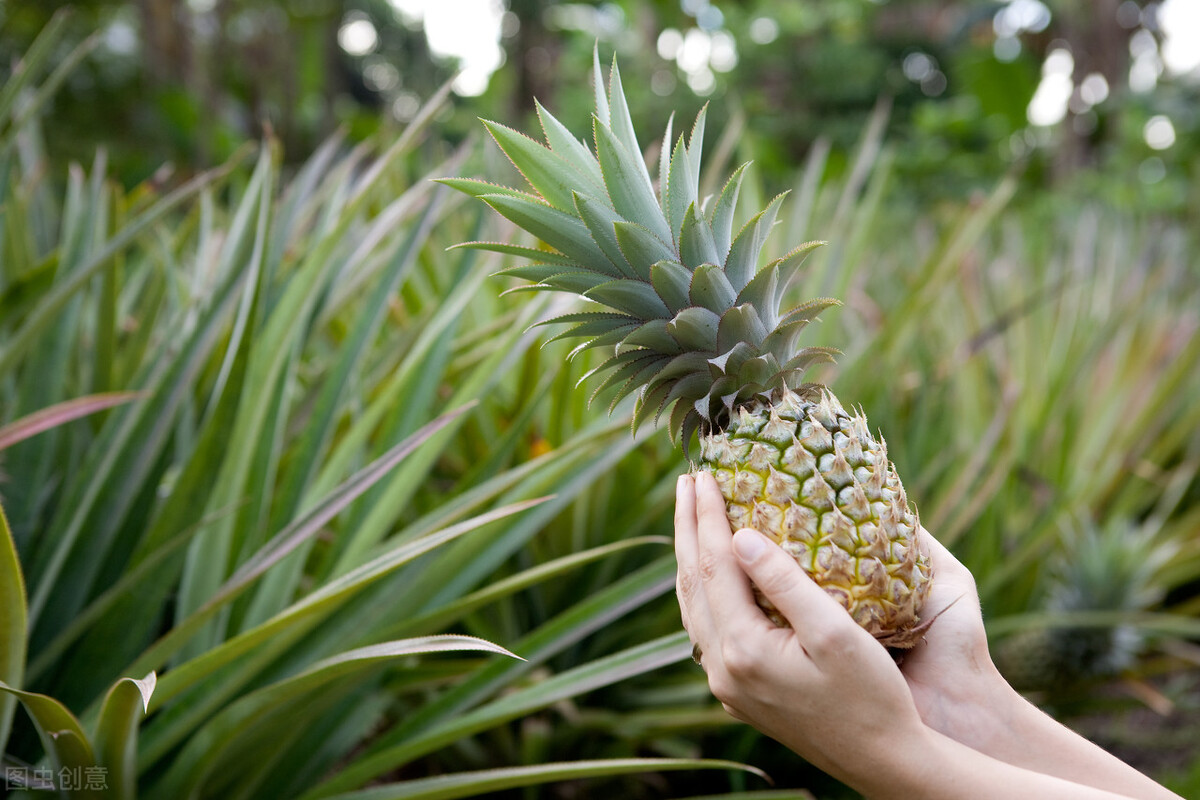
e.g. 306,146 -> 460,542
2,1 -> 1200,798
2,0 -> 1199,210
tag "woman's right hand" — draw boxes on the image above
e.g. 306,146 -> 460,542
897,529 -> 1014,752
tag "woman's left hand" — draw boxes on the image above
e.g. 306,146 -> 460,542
674,471 -> 931,792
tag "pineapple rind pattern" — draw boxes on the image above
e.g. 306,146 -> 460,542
701,388 -> 932,647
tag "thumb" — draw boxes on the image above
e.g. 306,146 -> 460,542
732,528 -> 858,645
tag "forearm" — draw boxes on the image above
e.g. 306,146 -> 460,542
926,668 -> 1181,800
846,728 -> 1146,800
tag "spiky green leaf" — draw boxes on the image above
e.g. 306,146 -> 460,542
594,122 -> 673,247
667,307 -> 720,352
482,119 -> 583,211
649,259 -> 693,314
481,193 -> 610,268
613,221 -> 676,279
724,192 -> 788,293
679,202 -> 720,269
689,263 -> 738,314
710,163 -> 748,258
573,192 -> 635,279
452,240 -> 577,267
534,99 -> 607,196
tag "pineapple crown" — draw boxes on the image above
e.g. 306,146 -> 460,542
441,50 -> 839,448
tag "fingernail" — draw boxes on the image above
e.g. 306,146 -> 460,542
733,529 -> 766,561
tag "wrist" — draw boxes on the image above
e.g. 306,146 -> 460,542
913,654 -> 1025,756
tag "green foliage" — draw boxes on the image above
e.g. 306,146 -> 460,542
0,29 -> 758,799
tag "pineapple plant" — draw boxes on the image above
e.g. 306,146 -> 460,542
994,517 -> 1174,692
443,54 -> 933,648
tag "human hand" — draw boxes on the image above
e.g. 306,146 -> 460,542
895,529 -> 1014,752
675,471 -> 1181,800
673,471 -> 932,794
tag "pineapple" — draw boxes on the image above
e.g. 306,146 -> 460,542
443,53 -> 933,648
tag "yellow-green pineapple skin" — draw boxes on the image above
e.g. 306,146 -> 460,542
700,389 -> 932,648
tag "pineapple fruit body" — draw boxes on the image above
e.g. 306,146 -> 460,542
445,50 -> 935,648
700,389 -> 931,648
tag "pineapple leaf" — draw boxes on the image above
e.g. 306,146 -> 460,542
585,279 -> 672,319
661,373 -> 712,412
480,193 -> 610,268
532,311 -> 638,328
482,119 -> 582,212
594,122 -> 673,247
779,297 -> 841,327
658,113 -> 675,209
499,283 -> 559,298
606,355 -> 672,412
435,177 -> 531,201
734,259 -> 780,327
453,241 -> 577,267
663,135 -> 695,245
760,317 -> 820,362
604,56 -> 644,171
613,221 -> 676,280
573,192 -> 636,279
631,381 -> 673,434
666,306 -> 720,352
688,263 -> 737,314
717,305 -> 770,352
494,263 -> 582,282
679,202 -> 720,269
710,162 -> 748,258
534,99 -> 607,196
724,192 -> 788,293
592,46 -> 609,127
616,321 -> 684,356
742,353 -> 780,388
648,352 -> 713,386
545,317 -> 644,347
579,350 -> 656,396
679,409 -> 703,453
774,240 -> 828,273
668,398 -> 692,445
567,323 -> 642,360
686,104 -> 707,197
779,347 -> 839,374
708,341 -> 759,379
543,272 -> 614,294
649,259 -> 693,314
769,240 -> 828,308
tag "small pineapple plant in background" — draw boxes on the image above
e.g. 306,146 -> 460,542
994,517 -> 1176,693
445,53 -> 933,648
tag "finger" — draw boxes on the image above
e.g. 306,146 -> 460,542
674,474 -> 713,643
692,471 -> 758,630
916,527 -> 977,593
731,527 -> 870,661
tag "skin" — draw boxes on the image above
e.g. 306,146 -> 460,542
675,471 -> 1182,800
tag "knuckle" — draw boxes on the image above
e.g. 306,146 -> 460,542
719,641 -> 758,679
676,568 -> 697,601
697,551 -> 719,582
807,622 -> 854,656
750,561 -> 797,600
706,671 -> 737,705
